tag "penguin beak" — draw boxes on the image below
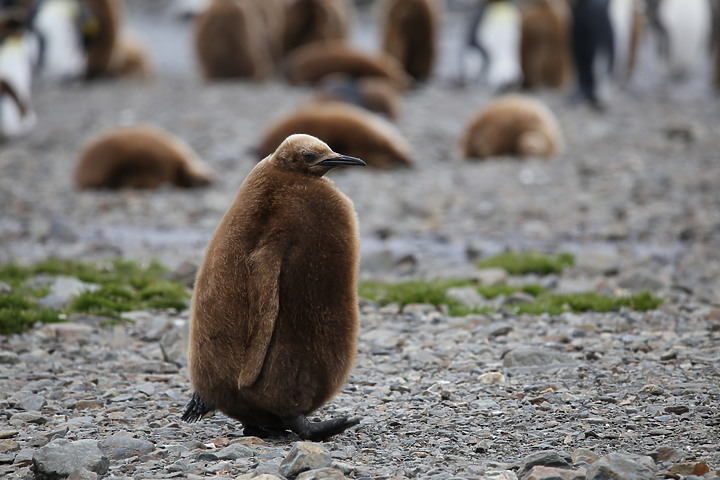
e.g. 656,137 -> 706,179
317,155 -> 366,167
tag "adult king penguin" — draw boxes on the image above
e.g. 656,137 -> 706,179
183,134 -> 365,441
570,0 -> 614,109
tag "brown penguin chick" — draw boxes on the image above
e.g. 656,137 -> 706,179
282,0 -> 352,56
81,0 -> 154,80
81,0 -> 121,79
251,0 -> 287,63
285,41 -> 411,90
106,34 -> 153,79
519,0 -> 572,89
461,94 -> 563,159
194,0 -> 274,80
74,125 -> 216,189
380,0 -> 440,83
258,102 -> 413,169
311,75 -> 401,121
183,134 -> 364,441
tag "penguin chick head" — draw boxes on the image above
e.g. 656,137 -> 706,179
271,134 -> 366,177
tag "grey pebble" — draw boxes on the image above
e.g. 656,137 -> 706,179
98,434 -> 155,460
279,443 -> 333,478
32,439 -> 109,479
503,347 -> 575,368
586,453 -> 656,480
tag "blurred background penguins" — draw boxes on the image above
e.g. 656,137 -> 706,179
608,0 -> 644,85
520,0 -> 572,90
460,0 -> 522,90
569,0 -> 614,109
74,125 -> 216,189
461,94 -> 563,160
284,41 -> 412,89
646,0 -> 713,82
0,6 -> 36,141
194,0 -> 274,81
31,0 -> 152,81
380,0 -> 440,84
258,102 -> 414,169
282,0 -> 353,56
312,75 -> 401,120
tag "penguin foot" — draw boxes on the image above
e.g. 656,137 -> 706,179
241,423 -> 289,438
283,414 -> 361,441
181,392 -> 214,422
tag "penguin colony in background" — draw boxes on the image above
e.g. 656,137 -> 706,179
4,0 -> 720,443
74,125 -> 216,189
183,134 -> 365,440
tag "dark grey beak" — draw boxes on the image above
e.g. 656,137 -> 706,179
317,155 -> 366,167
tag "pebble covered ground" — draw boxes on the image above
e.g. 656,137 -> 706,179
1,0 -> 720,479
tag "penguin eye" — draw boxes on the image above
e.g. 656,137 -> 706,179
302,152 -> 316,163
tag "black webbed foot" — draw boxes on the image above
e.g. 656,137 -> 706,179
181,392 -> 214,422
241,423 -> 289,439
283,414 -> 361,441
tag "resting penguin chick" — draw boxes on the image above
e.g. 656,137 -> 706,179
74,125 -> 216,189
183,134 -> 364,441
285,41 -> 412,90
257,102 -> 413,169
461,94 -> 563,159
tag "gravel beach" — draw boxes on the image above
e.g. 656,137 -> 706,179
1,1 -> 719,479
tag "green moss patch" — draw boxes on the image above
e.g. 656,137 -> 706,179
0,259 -> 190,335
515,291 -> 663,316
478,251 -> 575,275
359,279 -> 661,317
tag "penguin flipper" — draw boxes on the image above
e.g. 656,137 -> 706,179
236,243 -> 283,388
181,392 -> 214,422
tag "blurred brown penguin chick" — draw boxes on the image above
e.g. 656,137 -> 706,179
312,75 -> 401,121
183,134 -> 364,441
258,102 -> 413,169
282,0 -> 353,55
74,125 -> 216,189
106,34 -> 153,79
380,0 -> 440,83
461,94 -> 563,159
519,0 -> 572,89
252,0 -> 287,63
194,0 -> 274,80
285,41 -> 412,89
82,0 -> 152,79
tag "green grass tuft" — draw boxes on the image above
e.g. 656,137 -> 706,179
515,291 -> 663,316
478,251 -> 575,275
358,279 -> 662,318
0,259 -> 190,335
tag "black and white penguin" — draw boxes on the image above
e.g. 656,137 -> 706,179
461,0 -> 522,90
647,0 -> 713,81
